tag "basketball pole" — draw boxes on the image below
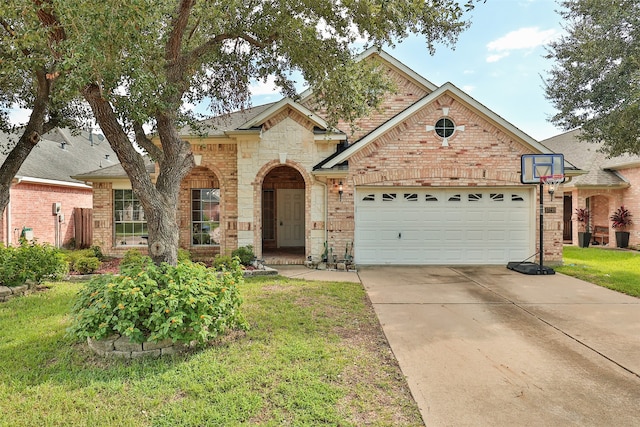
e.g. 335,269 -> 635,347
539,182 -> 544,273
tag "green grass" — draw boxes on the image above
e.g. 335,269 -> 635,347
556,246 -> 640,297
0,277 -> 422,427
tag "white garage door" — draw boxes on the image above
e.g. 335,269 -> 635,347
355,187 -> 533,265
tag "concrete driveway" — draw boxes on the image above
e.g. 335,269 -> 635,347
358,266 -> 640,427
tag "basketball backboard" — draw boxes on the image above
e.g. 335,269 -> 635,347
521,154 -> 565,184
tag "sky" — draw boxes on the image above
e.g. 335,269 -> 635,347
249,0 -> 567,142
8,0 -> 566,142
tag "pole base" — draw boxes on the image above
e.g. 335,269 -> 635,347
506,262 -> 555,275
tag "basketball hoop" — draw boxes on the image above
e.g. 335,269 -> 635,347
541,174 -> 565,200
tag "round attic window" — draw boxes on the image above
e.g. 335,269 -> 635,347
434,118 -> 455,138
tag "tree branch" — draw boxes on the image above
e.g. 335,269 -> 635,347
83,83 -> 157,197
166,0 -> 196,63
133,121 -> 164,162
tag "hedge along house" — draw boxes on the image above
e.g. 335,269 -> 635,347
76,48 -> 578,265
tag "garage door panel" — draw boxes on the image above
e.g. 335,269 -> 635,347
355,187 -> 533,265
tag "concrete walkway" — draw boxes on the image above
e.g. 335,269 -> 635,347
277,265 -> 640,426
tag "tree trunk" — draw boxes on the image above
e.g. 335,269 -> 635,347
83,84 -> 193,266
0,69 -> 52,225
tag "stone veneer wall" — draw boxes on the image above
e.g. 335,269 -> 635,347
237,110 -> 338,260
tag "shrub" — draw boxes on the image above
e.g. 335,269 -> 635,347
231,245 -> 255,266
73,256 -> 102,274
178,248 -> 191,262
64,249 -> 100,273
212,254 -> 234,270
90,245 -> 105,260
120,249 -> 152,271
67,257 -> 248,345
0,241 -> 68,287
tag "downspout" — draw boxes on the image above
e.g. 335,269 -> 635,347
317,178 -> 329,256
5,197 -> 10,246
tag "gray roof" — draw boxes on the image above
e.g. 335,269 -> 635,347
540,129 -> 627,187
177,103 -> 276,136
73,156 -> 156,180
0,127 -> 118,185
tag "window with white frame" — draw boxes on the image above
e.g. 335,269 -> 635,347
192,188 -> 220,246
114,190 -> 147,246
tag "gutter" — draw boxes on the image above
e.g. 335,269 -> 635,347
14,175 -> 92,189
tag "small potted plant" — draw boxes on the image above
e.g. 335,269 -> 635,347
610,206 -> 633,248
575,208 -> 591,248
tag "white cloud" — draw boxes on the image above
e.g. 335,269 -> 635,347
487,53 -> 510,63
462,85 -> 476,93
486,27 -> 559,62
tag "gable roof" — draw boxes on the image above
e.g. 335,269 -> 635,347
318,82 -> 556,170
177,103 -> 276,137
298,47 -> 438,103
0,127 -> 117,187
177,98 -> 345,141
541,129 -> 633,188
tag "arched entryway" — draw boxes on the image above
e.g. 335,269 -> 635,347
261,165 -> 306,263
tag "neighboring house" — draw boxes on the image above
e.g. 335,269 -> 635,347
542,129 -> 640,247
75,48 -> 577,265
0,128 -> 117,247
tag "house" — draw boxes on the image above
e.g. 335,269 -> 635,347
0,127 -> 117,247
541,129 -> 640,248
76,48 -> 577,265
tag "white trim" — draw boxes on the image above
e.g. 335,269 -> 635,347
238,98 -> 332,130
321,82 -> 554,169
14,175 -> 91,189
314,133 -> 347,142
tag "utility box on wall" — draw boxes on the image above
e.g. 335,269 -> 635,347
52,202 -> 61,215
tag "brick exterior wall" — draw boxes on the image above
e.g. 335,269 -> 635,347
569,166 -> 640,248
1,182 -> 92,247
325,93 -> 564,264
87,54 -> 568,264
302,57 -> 430,142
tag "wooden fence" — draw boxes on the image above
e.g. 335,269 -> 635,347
73,208 -> 93,248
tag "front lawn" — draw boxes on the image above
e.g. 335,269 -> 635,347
556,246 -> 640,297
0,277 -> 422,426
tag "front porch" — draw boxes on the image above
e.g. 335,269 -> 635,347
262,246 -> 306,265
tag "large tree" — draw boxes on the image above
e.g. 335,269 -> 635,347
0,1 -> 79,223
545,0 -> 640,156
34,0 -> 479,265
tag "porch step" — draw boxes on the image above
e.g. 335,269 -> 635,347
262,256 -> 306,265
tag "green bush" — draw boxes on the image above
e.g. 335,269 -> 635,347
212,254 -> 234,270
90,245 -> 105,260
231,245 -> 255,266
73,256 -> 102,274
0,241 -> 68,287
120,249 -> 152,271
67,257 -> 248,345
178,248 -> 191,262
64,249 -> 100,273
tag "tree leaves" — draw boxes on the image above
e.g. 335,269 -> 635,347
545,0 -> 640,156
